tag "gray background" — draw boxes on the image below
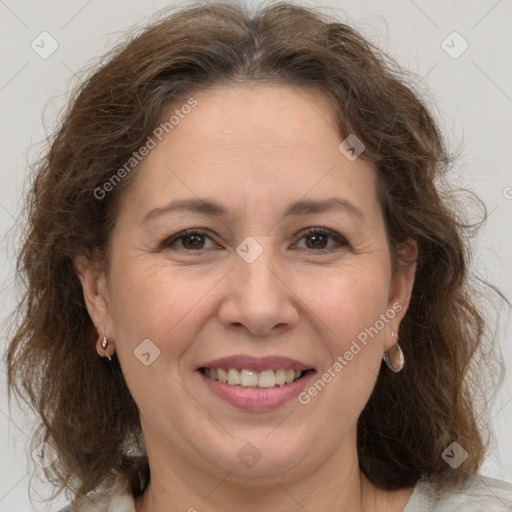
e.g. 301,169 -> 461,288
1,0 -> 511,510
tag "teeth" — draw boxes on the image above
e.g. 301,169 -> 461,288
275,369 -> 286,386
241,369 -> 258,387
228,368 -> 241,385
258,370 -> 276,388
217,368 -> 228,383
203,367 -> 305,387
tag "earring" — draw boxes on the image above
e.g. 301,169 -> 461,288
383,331 -> 404,372
101,330 -> 112,362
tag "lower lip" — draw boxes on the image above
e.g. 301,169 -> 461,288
197,370 -> 315,412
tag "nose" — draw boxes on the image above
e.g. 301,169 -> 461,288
218,247 -> 300,336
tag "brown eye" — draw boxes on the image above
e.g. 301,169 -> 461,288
304,232 -> 329,249
160,229 -> 217,251
181,233 -> 206,249
294,228 -> 349,253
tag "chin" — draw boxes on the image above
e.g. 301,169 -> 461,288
202,436 -> 310,481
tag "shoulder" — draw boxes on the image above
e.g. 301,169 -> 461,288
57,473 -> 512,511
57,476 -> 136,512
405,474 -> 512,511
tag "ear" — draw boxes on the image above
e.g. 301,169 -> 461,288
384,238 -> 417,351
74,254 -> 114,357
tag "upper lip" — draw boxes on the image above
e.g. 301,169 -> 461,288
196,354 -> 314,372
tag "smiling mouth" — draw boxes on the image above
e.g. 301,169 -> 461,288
198,367 -> 315,389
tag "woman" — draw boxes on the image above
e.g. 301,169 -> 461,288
6,1 -> 512,510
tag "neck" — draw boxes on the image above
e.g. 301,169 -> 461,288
134,430 -> 414,512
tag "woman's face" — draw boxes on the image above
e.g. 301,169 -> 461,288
81,84 -> 415,483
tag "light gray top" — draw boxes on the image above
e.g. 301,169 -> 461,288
403,474 -> 512,511
59,473 -> 512,511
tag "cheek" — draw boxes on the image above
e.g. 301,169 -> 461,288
107,262 -> 215,418
295,270 -> 390,432
300,263 -> 390,346
107,260 -> 219,354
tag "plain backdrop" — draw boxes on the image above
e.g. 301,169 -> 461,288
1,0 -> 511,510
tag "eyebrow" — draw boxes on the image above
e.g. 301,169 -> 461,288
142,197 -> 365,224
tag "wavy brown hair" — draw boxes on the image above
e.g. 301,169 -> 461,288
5,0 -> 504,506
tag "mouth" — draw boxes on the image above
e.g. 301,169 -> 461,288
195,354 -> 317,411
198,367 -> 315,389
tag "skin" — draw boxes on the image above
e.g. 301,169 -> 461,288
77,84 -> 417,512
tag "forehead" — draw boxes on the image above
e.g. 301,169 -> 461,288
118,84 -> 379,223
167,84 -> 342,156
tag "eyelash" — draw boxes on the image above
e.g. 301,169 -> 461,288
159,227 -> 350,254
